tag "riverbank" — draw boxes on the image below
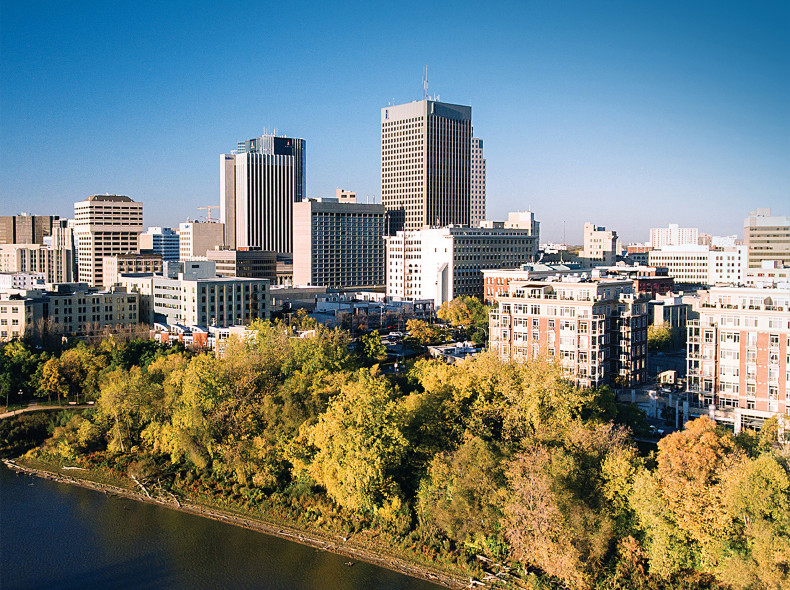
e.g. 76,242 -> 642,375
4,457 -> 477,590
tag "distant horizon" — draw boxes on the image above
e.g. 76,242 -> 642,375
2,1 -> 787,244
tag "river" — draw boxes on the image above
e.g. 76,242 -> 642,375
0,464 -> 445,590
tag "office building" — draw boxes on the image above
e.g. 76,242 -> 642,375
140,227 -> 180,261
745,261 -> 790,287
744,208 -> 790,269
0,214 -> 59,245
648,245 -> 746,285
649,224 -> 699,249
381,99 -> 472,233
0,243 -> 74,284
293,196 -> 386,289
72,195 -> 143,288
471,137 -> 486,226
686,285 -> 789,430
206,249 -> 277,281
581,223 -> 619,266
489,277 -> 649,388
385,224 -> 538,306
102,253 -> 163,288
179,221 -> 225,260
220,133 -> 306,253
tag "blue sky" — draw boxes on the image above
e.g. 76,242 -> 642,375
1,1 -> 788,243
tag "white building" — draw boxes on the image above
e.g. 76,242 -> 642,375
385,224 -> 538,306
471,137 -> 486,226
220,134 -> 306,253
381,100 -> 472,232
648,245 -> 747,285
73,195 -> 143,287
140,227 -> 180,261
649,223 -> 699,249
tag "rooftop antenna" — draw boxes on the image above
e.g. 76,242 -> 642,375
423,65 -> 429,100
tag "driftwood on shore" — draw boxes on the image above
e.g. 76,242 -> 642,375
2,458 -> 468,590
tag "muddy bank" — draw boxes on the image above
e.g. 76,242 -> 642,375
3,458 -> 472,589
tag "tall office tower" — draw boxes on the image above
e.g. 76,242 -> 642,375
649,223 -> 699,249
73,195 -> 143,287
0,214 -> 59,245
470,137 -> 486,226
744,208 -> 790,268
220,134 -> 306,253
140,227 -> 180,261
381,100 -> 472,233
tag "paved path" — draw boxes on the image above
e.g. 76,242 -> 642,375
0,404 -> 92,420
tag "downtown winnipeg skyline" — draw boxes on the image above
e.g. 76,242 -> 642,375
1,1 -> 788,243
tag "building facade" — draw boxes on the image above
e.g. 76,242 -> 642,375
581,223 -> 619,266
179,221 -> 225,259
649,224 -> 699,249
102,253 -> 163,288
470,137 -> 486,226
206,249 -> 277,281
293,197 -> 386,289
220,134 -> 306,253
139,227 -> 180,261
0,244 -> 74,284
73,195 -> 143,287
489,277 -> 649,388
744,208 -> 790,269
381,100 -> 472,233
648,245 -> 747,285
686,286 -> 789,430
385,225 -> 538,306
0,215 -> 59,245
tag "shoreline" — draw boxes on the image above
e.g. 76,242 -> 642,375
3,458 -> 471,590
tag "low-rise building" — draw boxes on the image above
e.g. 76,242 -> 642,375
648,245 -> 747,285
489,276 -> 649,388
102,253 -> 163,288
139,227 -> 180,262
686,285 -> 790,430
207,248 -> 278,281
745,261 -> 790,287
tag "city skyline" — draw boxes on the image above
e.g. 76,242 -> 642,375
1,1 -> 788,243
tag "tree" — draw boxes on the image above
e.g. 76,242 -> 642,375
437,296 -> 489,342
647,324 -> 672,352
306,369 -> 408,516
405,319 -> 445,346
358,330 -> 386,363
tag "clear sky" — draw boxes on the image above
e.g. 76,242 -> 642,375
2,1 -> 788,243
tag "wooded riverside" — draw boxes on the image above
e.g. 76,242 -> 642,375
1,320 -> 788,589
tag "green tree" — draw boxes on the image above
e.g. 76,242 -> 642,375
358,330 -> 386,363
405,319 -> 445,346
647,324 -> 672,352
437,296 -> 489,342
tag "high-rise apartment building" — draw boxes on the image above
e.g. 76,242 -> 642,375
489,277 -> 649,388
72,195 -> 143,288
581,223 -> 619,266
649,224 -> 699,249
293,197 -> 386,289
381,100 -> 472,233
220,134 -> 306,253
140,227 -> 180,261
179,222 -> 225,260
686,285 -> 789,431
0,214 -> 59,245
471,137 -> 486,226
744,208 -> 790,269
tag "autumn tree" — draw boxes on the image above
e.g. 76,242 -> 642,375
437,296 -> 489,343
405,319 -> 445,346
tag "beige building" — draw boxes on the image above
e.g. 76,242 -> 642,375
0,243 -> 74,284
381,100 -> 472,232
73,195 -> 143,287
648,245 -> 746,285
581,222 -> 619,266
0,214 -> 59,245
744,208 -> 790,269
470,137 -> 486,226
293,197 -> 386,289
0,285 -> 139,341
179,221 -> 225,259
102,253 -> 163,288
489,277 -> 649,388
686,285 -> 789,430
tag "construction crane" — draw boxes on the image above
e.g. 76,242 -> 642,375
197,206 -> 220,222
